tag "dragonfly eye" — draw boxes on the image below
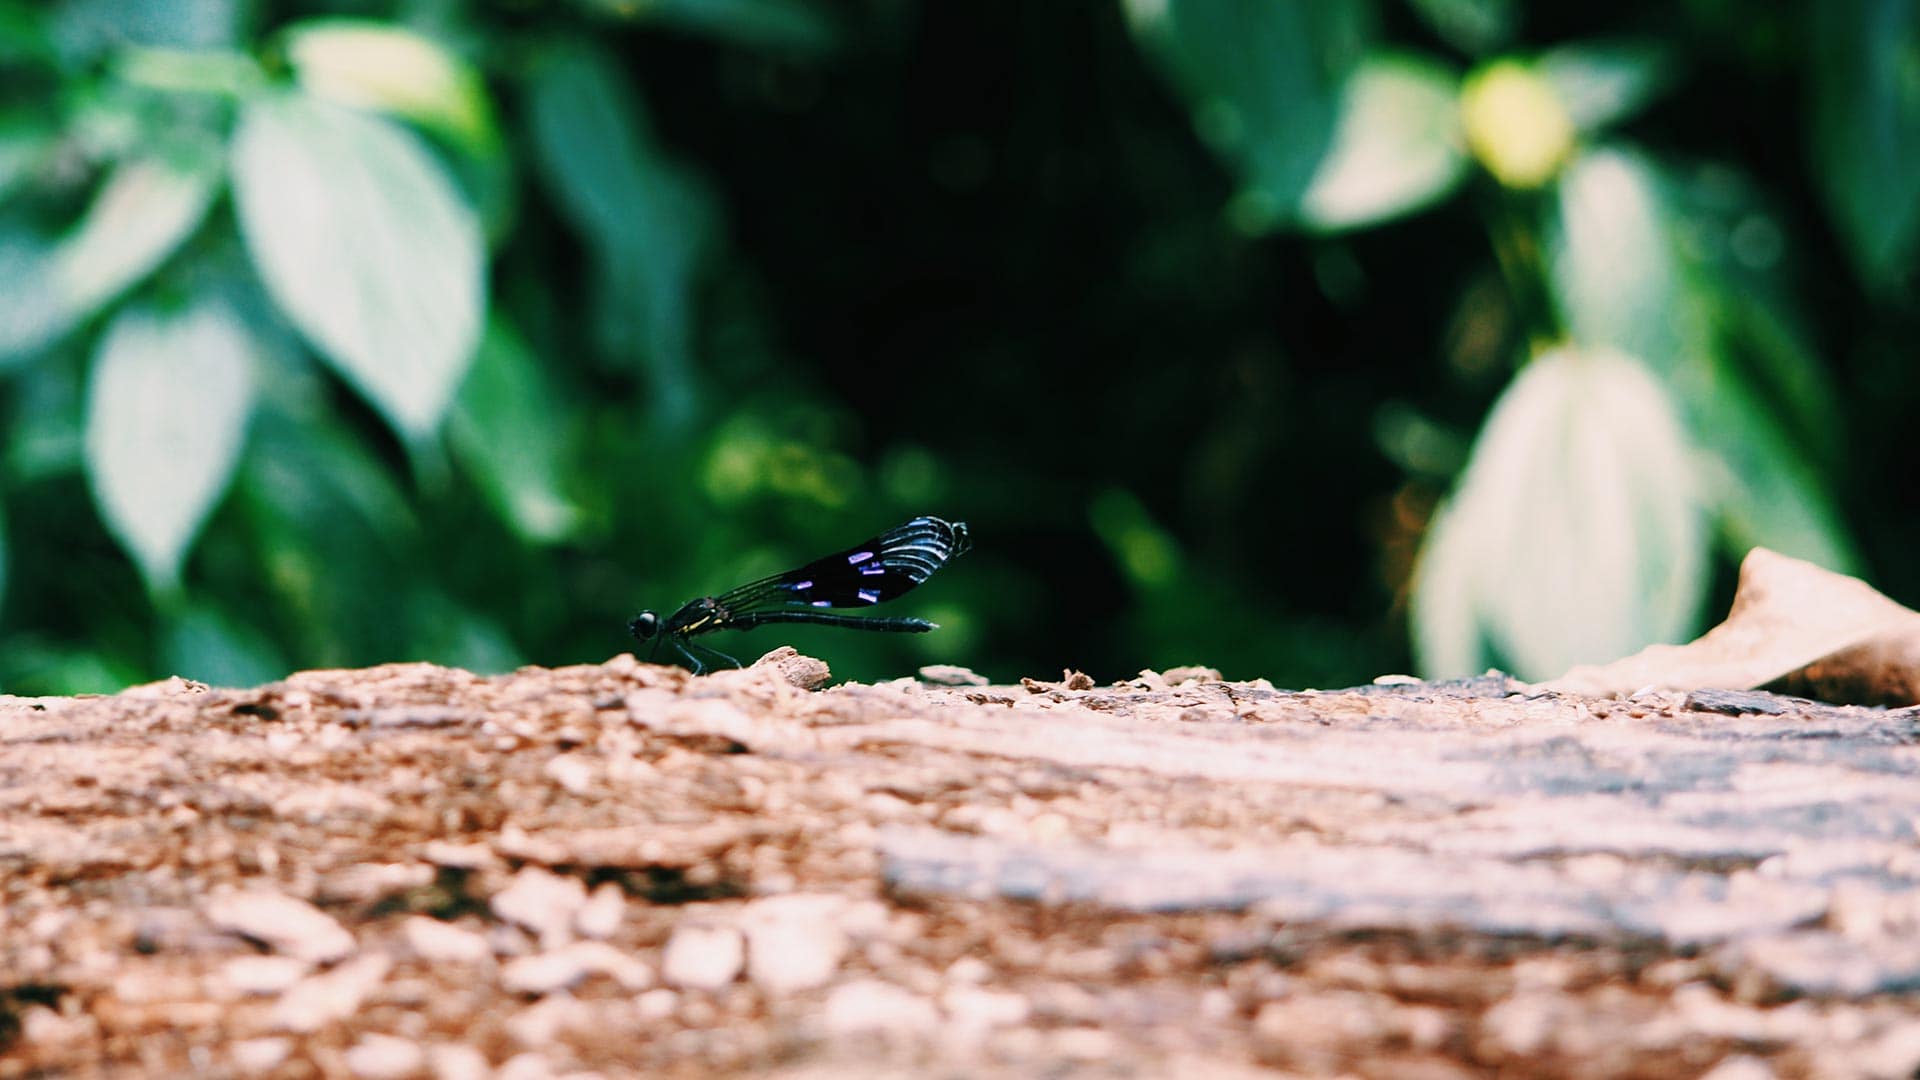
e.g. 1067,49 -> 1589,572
628,612 -> 660,640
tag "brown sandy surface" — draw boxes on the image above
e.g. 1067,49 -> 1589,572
4,650 -> 1919,1078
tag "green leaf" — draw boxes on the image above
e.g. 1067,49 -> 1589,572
231,94 -> 484,441
1298,53 -> 1466,231
0,153 -> 220,362
236,409 -> 419,667
1089,489 -> 1182,589
1538,39 -> 1675,133
1693,354 -> 1859,573
83,298 -> 257,593
162,604 -> 286,688
1413,346 -> 1706,681
408,589 -> 522,675
5,350 -> 85,480
0,493 -> 8,617
449,318 -> 583,543
581,0 -> 839,55
527,41 -> 714,424
1810,0 -> 1920,288
1125,0 -> 1373,229
52,0 -> 242,57
0,116 -> 50,202
1666,163 -> 1847,471
283,19 -> 502,158
0,2 -> 57,68
0,637 -> 143,696
1403,0 -> 1515,55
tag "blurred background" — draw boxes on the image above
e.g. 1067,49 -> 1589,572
0,0 -> 1913,693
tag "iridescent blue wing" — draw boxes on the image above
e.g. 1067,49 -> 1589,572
717,516 -> 971,614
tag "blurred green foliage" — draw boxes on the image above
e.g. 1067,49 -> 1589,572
0,0 -> 1914,692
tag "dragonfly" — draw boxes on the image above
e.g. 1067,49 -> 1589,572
629,515 -> 972,673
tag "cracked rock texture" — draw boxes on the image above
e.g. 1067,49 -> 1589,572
2,651 -> 1918,1077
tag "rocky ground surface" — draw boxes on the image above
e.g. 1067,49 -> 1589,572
3,649 -> 1919,1079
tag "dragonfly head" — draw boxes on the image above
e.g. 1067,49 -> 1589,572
628,611 -> 661,640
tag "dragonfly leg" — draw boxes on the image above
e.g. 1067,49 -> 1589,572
661,637 -> 704,675
687,640 -> 741,672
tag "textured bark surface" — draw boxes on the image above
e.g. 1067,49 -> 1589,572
3,650 -> 1919,1078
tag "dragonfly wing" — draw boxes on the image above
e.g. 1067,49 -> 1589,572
719,516 -> 971,613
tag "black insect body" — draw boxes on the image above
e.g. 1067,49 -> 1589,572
629,516 -> 972,673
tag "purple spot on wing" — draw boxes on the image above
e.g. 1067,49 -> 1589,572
857,588 -> 880,603
811,600 -> 832,607
860,566 -> 885,576
789,580 -> 813,591
846,551 -> 874,564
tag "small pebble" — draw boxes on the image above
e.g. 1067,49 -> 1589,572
635,988 -> 678,1021
918,665 -> 989,686
232,1037 -> 292,1074
824,979 -> 939,1038
272,954 -> 392,1033
221,955 -> 312,997
1698,1057 -> 1778,1080
661,923 -> 744,990
505,995 -> 589,1047
403,917 -> 492,964
741,894 -> 849,994
542,754 -> 596,795
421,842 -> 498,870
573,883 -> 625,939
496,1052 -> 556,1080
491,868 -> 587,946
501,942 -> 653,995
206,889 -> 355,964
426,1043 -> 491,1080
345,1034 -> 425,1080
942,986 -> 1029,1032
945,957 -> 992,985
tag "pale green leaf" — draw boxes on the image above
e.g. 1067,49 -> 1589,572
1548,146 -> 1858,574
1408,495 -> 1481,678
1538,39 -> 1674,132
1413,346 -> 1706,680
1299,53 -> 1466,231
84,299 -> 257,593
284,19 -> 501,157
1547,147 -> 1704,377
449,318 -> 582,543
0,153 -> 219,361
56,155 -> 220,315
231,94 -> 484,441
